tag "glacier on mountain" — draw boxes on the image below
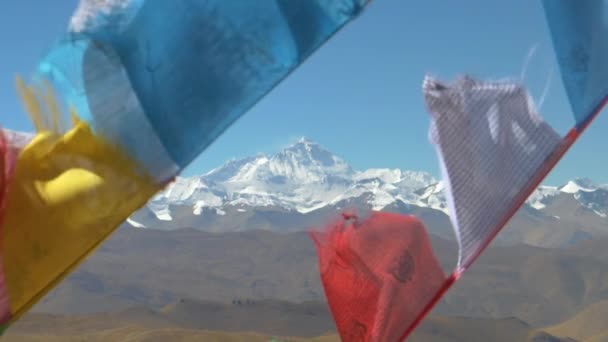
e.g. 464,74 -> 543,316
146,138 -> 436,219
139,138 -> 608,222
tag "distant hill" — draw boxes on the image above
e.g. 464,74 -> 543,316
545,300 -> 608,341
5,299 -> 574,342
23,227 -> 608,329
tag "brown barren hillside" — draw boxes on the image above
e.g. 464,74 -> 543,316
3,302 -> 574,342
546,300 -> 608,341
1,227 -> 603,341
25,228 -> 608,328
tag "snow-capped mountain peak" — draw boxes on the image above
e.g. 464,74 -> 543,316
559,179 -> 597,194
138,137 -> 608,224
146,138 -> 436,219
266,137 -> 353,183
526,177 -> 608,216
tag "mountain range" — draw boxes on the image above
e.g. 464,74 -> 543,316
128,137 -> 608,248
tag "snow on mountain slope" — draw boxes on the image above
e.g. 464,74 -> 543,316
145,138 -> 436,219
560,180 -> 596,194
415,181 -> 448,214
136,138 -> 608,223
571,180 -> 608,218
527,186 -> 560,210
126,218 -> 147,228
526,178 -> 608,216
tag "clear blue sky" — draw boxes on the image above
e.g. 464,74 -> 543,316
2,0 -> 607,185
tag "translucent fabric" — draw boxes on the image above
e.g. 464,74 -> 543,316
0,130 -> 14,328
310,212 -> 447,342
542,0 -> 608,128
1,117 -> 163,325
37,0 -> 371,179
423,75 -> 562,269
0,0 -> 371,332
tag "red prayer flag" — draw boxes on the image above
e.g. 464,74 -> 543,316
310,211 -> 447,341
